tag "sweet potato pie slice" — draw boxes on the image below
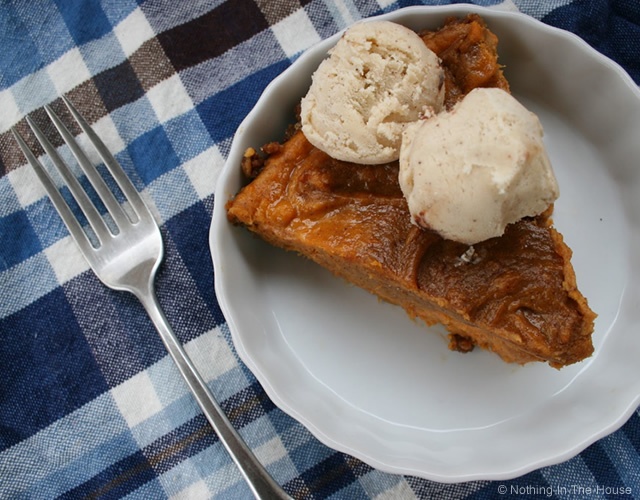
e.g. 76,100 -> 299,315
226,15 -> 596,368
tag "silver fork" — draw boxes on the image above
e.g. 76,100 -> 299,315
12,96 -> 291,500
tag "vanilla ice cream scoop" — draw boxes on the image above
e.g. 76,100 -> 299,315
399,88 -> 559,245
301,21 -> 444,165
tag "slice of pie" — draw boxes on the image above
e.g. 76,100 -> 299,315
226,15 -> 596,368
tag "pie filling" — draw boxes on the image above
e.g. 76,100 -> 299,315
226,15 -> 596,368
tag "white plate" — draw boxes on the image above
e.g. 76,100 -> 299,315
210,5 -> 640,482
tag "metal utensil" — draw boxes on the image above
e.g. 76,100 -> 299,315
12,96 -> 291,500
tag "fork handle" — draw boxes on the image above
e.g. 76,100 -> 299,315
136,288 -> 292,500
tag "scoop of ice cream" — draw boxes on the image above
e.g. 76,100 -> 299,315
300,21 -> 444,165
399,87 -> 559,245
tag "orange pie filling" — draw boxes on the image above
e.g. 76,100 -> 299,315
226,15 -> 596,368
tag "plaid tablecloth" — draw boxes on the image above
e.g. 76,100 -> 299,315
1,0 -> 639,498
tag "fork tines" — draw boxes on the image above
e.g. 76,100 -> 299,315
12,97 -> 150,249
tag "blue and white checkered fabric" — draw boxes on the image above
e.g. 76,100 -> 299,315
1,0 -> 639,498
